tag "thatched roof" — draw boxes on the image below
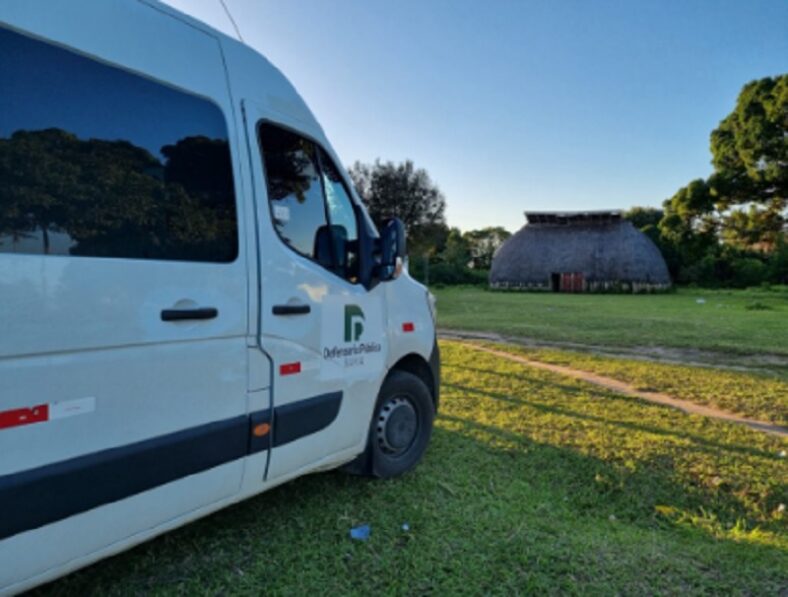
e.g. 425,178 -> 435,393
490,211 -> 671,287
524,210 -> 622,225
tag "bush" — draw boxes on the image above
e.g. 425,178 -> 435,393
678,248 -> 773,288
678,253 -> 720,287
408,257 -> 488,286
767,238 -> 788,284
730,257 -> 767,288
429,263 -> 488,286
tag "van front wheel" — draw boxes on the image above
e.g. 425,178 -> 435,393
363,370 -> 434,479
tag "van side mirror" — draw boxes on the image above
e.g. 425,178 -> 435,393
314,224 -> 348,273
379,217 -> 406,281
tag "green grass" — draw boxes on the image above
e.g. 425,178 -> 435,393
434,286 -> 788,357
477,341 -> 788,427
39,341 -> 787,595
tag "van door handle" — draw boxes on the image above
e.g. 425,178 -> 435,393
161,307 -> 219,322
272,304 -> 311,316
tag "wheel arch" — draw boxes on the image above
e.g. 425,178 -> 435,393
388,348 -> 440,412
342,346 -> 440,477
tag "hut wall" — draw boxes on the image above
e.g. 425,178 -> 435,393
489,220 -> 671,292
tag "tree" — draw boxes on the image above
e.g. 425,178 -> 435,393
463,226 -> 511,269
708,75 -> 786,250
347,159 -> 447,256
623,206 -> 663,230
653,75 -> 786,286
658,179 -> 719,278
441,227 -> 471,267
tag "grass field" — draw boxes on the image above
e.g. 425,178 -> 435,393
40,341 -> 787,596
477,341 -> 788,427
435,286 -> 788,358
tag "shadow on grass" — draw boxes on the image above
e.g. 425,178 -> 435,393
34,415 -> 787,596
442,379 -> 778,462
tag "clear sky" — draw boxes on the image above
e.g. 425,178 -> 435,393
163,0 -> 787,232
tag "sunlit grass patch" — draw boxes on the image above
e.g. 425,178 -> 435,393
40,340 -> 787,596
475,340 -> 788,426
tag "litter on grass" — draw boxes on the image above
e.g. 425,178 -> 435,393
349,524 -> 371,541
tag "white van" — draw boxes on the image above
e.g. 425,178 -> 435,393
0,2 -> 440,593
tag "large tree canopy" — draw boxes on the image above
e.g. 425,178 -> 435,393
710,76 -> 786,209
661,75 -> 786,254
709,75 -> 786,249
651,74 -> 787,285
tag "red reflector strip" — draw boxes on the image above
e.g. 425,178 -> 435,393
402,322 -> 415,333
0,404 -> 49,430
280,362 -> 301,376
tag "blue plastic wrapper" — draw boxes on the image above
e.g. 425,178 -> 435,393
349,524 -> 371,541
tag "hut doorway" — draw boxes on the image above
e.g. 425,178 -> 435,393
550,273 -> 561,292
551,272 -> 584,292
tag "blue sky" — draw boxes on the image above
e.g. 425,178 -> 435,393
165,0 -> 787,232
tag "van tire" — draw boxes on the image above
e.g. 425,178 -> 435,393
359,370 -> 434,479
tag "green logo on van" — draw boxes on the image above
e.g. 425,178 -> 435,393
344,305 -> 365,342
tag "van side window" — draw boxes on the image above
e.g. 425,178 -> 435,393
258,123 -> 328,262
258,123 -> 360,283
0,26 -> 238,262
318,148 -> 359,281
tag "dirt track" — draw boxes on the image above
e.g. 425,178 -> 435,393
447,338 -> 788,438
438,328 -> 788,378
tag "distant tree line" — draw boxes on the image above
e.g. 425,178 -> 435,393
348,159 -> 509,285
351,74 -> 786,289
625,74 -> 787,288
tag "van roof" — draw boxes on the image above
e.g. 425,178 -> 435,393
141,0 -> 327,143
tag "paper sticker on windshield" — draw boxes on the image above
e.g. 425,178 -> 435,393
273,204 -> 290,223
321,297 -> 385,378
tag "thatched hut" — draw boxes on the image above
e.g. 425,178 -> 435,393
490,210 -> 671,292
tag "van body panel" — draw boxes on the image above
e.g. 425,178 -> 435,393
0,460 -> 245,594
0,2 -> 440,593
0,0 -> 231,111
0,2 -> 251,589
240,100 -> 387,481
384,275 -> 436,372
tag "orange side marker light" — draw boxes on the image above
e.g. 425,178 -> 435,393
253,422 -> 271,437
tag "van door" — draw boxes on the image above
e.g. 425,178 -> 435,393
0,24 -> 248,551
244,106 -> 387,480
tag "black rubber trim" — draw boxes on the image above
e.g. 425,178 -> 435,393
273,391 -> 343,447
0,390 -> 343,541
0,414 -> 249,541
429,338 -> 441,412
